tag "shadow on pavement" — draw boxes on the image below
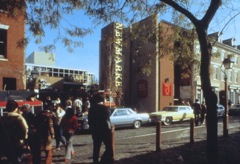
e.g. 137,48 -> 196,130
112,131 -> 240,164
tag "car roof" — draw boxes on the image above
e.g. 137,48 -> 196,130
163,105 -> 191,108
110,107 -> 131,110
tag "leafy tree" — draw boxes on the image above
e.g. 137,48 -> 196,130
1,0 -> 240,163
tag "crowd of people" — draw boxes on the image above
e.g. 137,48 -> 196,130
0,93 -> 114,164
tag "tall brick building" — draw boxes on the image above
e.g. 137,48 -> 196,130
0,8 -> 25,90
100,15 -> 174,113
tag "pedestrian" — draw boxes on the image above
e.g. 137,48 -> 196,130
55,97 -> 61,105
200,101 -> 207,125
60,107 -> 79,163
19,104 -> 40,164
83,97 -> 90,114
88,94 -> 114,164
43,96 -> 53,110
73,96 -> 83,116
65,96 -> 73,109
192,99 -> 201,126
228,100 -> 232,108
0,100 -> 28,163
53,104 -> 66,151
36,106 -> 55,164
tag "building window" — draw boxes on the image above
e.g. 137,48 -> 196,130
213,67 -> 218,80
0,28 -> 7,59
228,70 -> 232,82
221,70 -> 225,81
3,78 -> 16,90
236,72 -> 238,83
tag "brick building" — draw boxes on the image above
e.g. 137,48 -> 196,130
99,14 -> 240,112
0,8 -> 25,90
100,15 -> 174,113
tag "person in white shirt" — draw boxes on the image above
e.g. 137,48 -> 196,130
53,104 -> 66,150
73,96 -> 83,116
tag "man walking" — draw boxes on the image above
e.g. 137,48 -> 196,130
88,94 -> 114,164
192,99 -> 201,126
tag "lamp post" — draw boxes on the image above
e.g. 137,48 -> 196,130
222,56 -> 234,137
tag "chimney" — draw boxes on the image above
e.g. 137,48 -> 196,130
222,38 -> 235,46
237,45 -> 240,50
208,32 -> 221,42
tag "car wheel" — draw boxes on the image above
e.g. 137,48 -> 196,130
133,120 -> 141,129
163,117 -> 172,126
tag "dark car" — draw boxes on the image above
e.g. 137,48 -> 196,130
216,104 -> 225,117
229,104 -> 240,115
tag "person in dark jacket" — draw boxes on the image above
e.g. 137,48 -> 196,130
36,107 -> 55,164
88,94 -> 114,164
192,99 -> 202,126
19,104 -> 40,164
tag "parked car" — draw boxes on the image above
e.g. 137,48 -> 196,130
77,107 -> 150,132
109,107 -> 150,129
229,104 -> 240,115
149,105 -> 194,125
216,104 -> 225,117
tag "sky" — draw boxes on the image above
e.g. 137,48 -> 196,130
25,12 -> 101,79
25,1 -> 240,80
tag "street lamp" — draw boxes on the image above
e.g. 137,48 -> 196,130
222,56 -> 234,137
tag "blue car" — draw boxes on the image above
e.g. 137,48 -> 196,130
109,108 -> 150,129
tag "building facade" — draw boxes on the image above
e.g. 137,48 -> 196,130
25,52 -> 96,92
100,15 -> 240,112
0,8 -> 25,90
193,34 -> 240,104
100,15 -> 174,112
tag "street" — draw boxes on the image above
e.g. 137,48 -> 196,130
51,116 -> 240,163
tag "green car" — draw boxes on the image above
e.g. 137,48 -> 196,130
149,106 -> 194,125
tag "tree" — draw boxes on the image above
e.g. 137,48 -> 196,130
160,1 -> 220,163
1,0 -> 239,163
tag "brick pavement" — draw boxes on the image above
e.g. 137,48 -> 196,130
50,127 -> 240,164
1,126 -> 239,163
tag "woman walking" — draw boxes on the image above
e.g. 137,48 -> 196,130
60,107 -> 78,163
53,104 -> 66,150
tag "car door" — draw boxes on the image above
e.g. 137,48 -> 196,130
110,108 -> 132,126
177,107 -> 187,121
184,106 -> 194,119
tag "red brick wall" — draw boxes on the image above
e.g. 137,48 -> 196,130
0,10 -> 25,90
159,21 -> 175,110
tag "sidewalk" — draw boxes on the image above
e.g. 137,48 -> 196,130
51,127 -> 240,164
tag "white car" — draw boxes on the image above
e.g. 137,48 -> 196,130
149,106 -> 194,125
109,108 -> 150,129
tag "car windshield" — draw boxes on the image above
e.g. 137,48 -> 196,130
162,107 -> 178,112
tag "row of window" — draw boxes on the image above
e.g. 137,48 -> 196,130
213,66 -> 239,83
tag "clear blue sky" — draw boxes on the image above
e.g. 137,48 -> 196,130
25,11 -> 101,79
25,2 -> 240,80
